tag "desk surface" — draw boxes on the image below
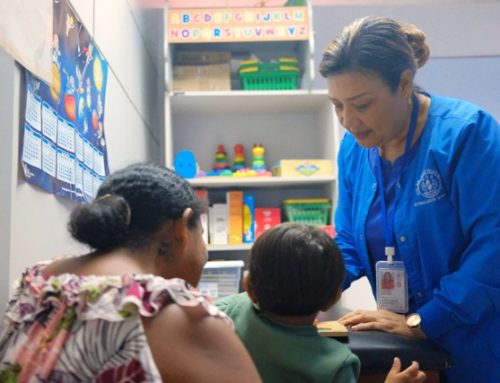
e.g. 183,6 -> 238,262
318,307 -> 453,374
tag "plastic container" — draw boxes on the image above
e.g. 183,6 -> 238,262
239,59 -> 300,91
282,198 -> 331,226
198,260 -> 245,299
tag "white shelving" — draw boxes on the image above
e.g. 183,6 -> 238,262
165,3 -> 340,256
189,174 -> 336,189
207,243 -> 253,252
166,91 -> 340,255
170,90 -> 330,115
166,90 -> 337,172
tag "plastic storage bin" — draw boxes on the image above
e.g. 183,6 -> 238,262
282,198 -> 331,226
239,59 -> 300,90
198,260 -> 245,299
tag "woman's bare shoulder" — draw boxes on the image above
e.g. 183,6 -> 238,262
41,252 -> 142,277
40,254 -> 83,277
143,303 -> 261,383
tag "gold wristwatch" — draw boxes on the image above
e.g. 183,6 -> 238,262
406,313 -> 426,339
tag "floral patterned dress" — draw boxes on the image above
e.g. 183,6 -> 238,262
0,261 -> 231,382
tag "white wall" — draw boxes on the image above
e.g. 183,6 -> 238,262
312,1 -> 500,309
0,0 -> 165,312
312,2 -> 500,119
0,49 -> 17,314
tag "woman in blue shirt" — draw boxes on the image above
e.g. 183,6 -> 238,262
319,16 -> 500,383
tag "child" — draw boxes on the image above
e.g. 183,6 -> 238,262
216,223 -> 425,383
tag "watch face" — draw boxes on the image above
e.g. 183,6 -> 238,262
406,314 -> 421,327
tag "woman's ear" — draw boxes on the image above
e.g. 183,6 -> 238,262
173,208 -> 194,245
399,68 -> 414,98
242,270 -> 258,304
320,288 -> 342,312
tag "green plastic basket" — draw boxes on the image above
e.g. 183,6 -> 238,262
239,61 -> 300,91
282,198 -> 331,226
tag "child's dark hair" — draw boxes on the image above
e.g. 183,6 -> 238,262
68,162 -> 203,251
248,223 -> 345,316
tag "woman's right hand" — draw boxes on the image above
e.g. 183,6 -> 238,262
384,357 -> 426,383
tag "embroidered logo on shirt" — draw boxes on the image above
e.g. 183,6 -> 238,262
415,169 -> 445,206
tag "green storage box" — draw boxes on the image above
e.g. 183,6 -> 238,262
282,198 -> 331,226
239,59 -> 300,90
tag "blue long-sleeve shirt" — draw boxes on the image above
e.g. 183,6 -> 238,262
335,94 -> 500,383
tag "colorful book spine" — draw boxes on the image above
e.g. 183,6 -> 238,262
243,194 -> 255,243
209,203 -> 228,245
227,191 -> 243,244
255,207 -> 281,239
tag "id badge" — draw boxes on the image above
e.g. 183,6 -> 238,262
375,261 -> 409,313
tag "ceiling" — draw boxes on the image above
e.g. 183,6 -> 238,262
311,0 -> 499,4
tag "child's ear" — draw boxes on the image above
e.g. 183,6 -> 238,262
242,270 -> 258,304
320,288 -> 342,312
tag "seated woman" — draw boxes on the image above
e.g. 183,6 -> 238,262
0,163 -> 261,383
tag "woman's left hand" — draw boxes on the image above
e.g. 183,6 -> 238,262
339,309 -> 415,338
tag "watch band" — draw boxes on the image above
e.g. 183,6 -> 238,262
406,313 -> 426,339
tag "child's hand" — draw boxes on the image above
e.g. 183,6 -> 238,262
384,357 -> 426,383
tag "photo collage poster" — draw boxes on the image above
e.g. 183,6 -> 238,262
21,0 -> 109,203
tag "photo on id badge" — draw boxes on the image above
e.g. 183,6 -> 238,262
376,261 -> 409,313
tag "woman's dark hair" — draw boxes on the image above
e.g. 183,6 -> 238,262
248,223 -> 345,316
68,163 -> 203,250
319,16 -> 430,91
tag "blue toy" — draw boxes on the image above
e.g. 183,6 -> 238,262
174,150 -> 197,179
